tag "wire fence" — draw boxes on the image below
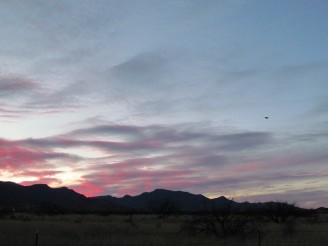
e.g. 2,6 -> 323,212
0,230 -> 327,246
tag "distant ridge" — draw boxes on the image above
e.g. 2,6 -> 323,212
0,181 -> 323,214
95,188 -> 234,212
0,181 -> 124,213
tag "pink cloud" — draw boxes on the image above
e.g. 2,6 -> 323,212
0,139 -> 45,169
0,138 -> 80,185
71,181 -> 105,197
75,158 -> 198,197
1,122 -> 327,207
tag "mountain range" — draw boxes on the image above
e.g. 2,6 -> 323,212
0,181 -> 121,213
0,181 -> 323,214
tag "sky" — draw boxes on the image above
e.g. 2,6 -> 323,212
0,0 -> 327,208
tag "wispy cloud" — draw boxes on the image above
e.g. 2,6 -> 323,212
0,114 -> 327,207
0,76 -> 39,95
0,123 -> 272,190
0,138 -> 81,185
0,0 -> 327,208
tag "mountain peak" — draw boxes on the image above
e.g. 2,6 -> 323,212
29,184 -> 50,189
152,188 -> 177,194
215,196 -> 229,200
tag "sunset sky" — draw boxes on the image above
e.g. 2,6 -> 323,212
0,0 -> 327,208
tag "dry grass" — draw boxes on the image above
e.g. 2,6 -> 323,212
0,213 -> 327,245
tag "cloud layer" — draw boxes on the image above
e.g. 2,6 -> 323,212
1,122 -> 327,207
0,1 -> 327,208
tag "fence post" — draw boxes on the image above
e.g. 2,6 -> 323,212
35,228 -> 39,246
258,230 -> 261,246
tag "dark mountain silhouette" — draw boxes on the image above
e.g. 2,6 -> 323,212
0,181 -> 124,213
314,207 -> 328,214
0,182 -> 238,213
96,189 -> 236,212
96,189 -> 208,211
0,181 -> 322,214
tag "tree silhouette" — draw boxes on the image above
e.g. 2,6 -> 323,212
264,201 -> 299,224
147,197 -> 180,219
183,198 -> 254,238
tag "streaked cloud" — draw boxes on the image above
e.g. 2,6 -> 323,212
0,0 -> 327,208
0,76 -> 39,96
0,121 -> 326,207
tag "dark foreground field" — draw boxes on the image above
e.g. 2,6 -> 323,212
0,213 -> 327,246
